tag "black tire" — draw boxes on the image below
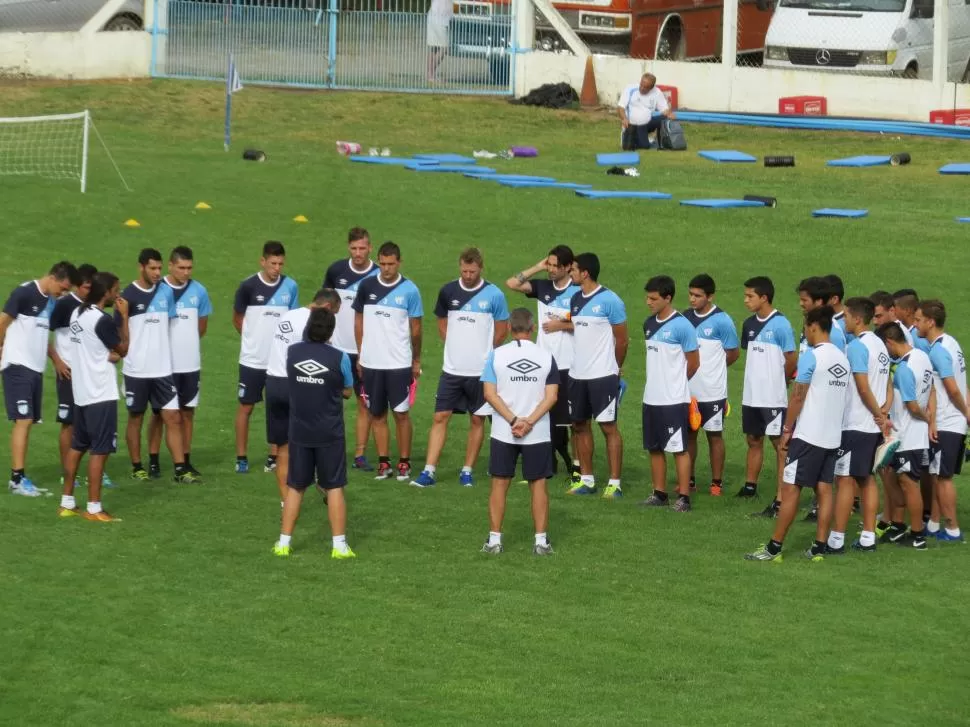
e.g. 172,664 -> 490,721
104,14 -> 142,31
657,24 -> 684,61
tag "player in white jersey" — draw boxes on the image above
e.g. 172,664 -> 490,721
411,248 -> 509,488
480,309 -> 559,555
746,307 -> 849,562
48,264 -> 98,483
505,245 -> 582,485
915,300 -> 970,543
353,241 -> 423,481
265,289 -> 340,504
564,253 -> 628,499
684,274 -> 739,497
58,273 -> 130,522
737,276 -> 797,516
146,247 -> 211,479
823,274 -> 848,339
0,261 -> 75,497
119,249 -> 199,484
871,290 -> 914,346
322,227 -> 379,471
827,297 -> 892,554
638,276 -> 700,512
876,322 -> 935,549
892,290 -> 929,353
232,241 -> 299,475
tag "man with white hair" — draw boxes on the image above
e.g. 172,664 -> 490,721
618,73 -> 674,151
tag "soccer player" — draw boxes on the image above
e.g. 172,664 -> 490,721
915,300 -> 969,542
564,253 -> 628,499
48,263 -> 98,482
0,260 -> 75,496
323,227 -> 379,471
892,289 -> 929,352
797,277 -> 847,352
353,241 -> 423,481
233,241 -> 299,474
119,249 -> 198,483
266,288 -> 341,504
745,306 -> 849,562
639,276 -> 700,512
273,308 -> 356,559
411,248 -> 509,488
823,274 -> 848,337
827,297 -> 891,554
59,272 -> 129,522
871,290 -> 914,344
480,308 -> 559,555
737,276 -> 797,515
684,274 -> 739,496
876,322 -> 934,548
505,245 -> 582,485
146,247 -> 211,477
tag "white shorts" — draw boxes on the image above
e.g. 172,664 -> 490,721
427,17 -> 449,48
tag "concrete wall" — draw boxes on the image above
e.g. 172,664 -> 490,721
516,51 -> 970,123
0,31 -> 151,79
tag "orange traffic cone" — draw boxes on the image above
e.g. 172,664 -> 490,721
580,56 -> 598,108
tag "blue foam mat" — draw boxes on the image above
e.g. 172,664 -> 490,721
575,190 -> 672,200
680,198 -> 764,208
812,208 -> 868,218
466,173 -> 558,183
349,155 -> 437,166
698,150 -> 757,163
596,152 -> 640,166
413,153 -> 479,164
498,180 -> 591,189
957,217 -> 970,223
940,163 -> 970,175
827,155 -> 892,167
409,164 -> 494,173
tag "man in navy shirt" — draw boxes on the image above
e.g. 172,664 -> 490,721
273,308 -> 356,559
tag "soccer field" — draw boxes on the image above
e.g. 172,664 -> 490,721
2,80 -> 970,727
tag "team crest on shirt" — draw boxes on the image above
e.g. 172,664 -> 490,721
764,331 -> 774,340
592,305 -> 602,313
544,295 -> 551,301
16,400 -> 28,416
190,296 -> 198,306
395,296 -> 404,305
704,327 -> 713,336
662,331 -> 671,339
478,301 -> 489,310
281,294 -> 291,304
463,304 -> 471,311
125,392 -> 135,407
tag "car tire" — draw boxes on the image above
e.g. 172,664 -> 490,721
104,14 -> 142,31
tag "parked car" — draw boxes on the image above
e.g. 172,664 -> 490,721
0,0 -> 144,33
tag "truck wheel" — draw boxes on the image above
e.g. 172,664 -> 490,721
657,23 -> 684,61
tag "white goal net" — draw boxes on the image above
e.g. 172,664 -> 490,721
0,110 -> 90,192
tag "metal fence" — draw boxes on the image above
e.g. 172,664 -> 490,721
151,0 -> 516,94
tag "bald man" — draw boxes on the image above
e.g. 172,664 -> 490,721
618,73 -> 674,151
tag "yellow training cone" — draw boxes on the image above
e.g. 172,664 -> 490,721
293,215 -> 308,223
194,202 -> 212,210
124,219 -> 141,228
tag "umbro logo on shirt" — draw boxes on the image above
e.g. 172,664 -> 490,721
294,359 -> 329,384
543,295 -> 551,301
137,304 -> 145,311
368,294 -> 377,300
508,358 -> 541,382
828,364 -> 848,378
70,321 -> 83,334
280,321 -> 294,334
878,353 -> 891,366
338,279 -> 348,285
451,299 -> 460,307
256,295 -> 265,303
31,306 -> 38,312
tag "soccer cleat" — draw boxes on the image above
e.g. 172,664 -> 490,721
895,532 -> 928,550
736,484 -> 757,498
102,473 -> 117,489
851,540 -> 877,552
882,527 -> 907,544
186,465 -> 203,478
688,397 -> 702,432
174,471 -> 202,484
60,476 -> 82,488
459,470 -> 474,487
57,506 -> 81,518
234,459 -> 249,475
82,510 -> 120,522
396,462 -> 412,482
352,455 -> 374,472
331,547 -> 357,560
569,471 -> 582,488
9,478 -> 43,497
804,506 -> 819,522
874,522 -> 891,538
131,467 -> 150,481
273,543 -> 291,557
744,544 -> 783,562
410,470 -> 437,488
824,544 -> 846,556
567,483 -> 597,496
148,463 -> 162,479
601,484 -> 622,499
533,542 -> 555,556
480,542 -> 503,554
753,503 -> 779,519
804,546 -> 825,562
709,483 -> 723,497
639,494 -> 668,507
374,462 -> 394,480
263,457 -> 277,473
672,498 -> 692,513
936,530 -> 966,543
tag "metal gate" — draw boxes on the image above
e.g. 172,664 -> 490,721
150,0 -> 515,95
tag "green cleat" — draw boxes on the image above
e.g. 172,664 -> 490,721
601,484 -> 623,499
131,467 -> 150,481
273,543 -> 291,557
744,544 -> 783,563
331,547 -> 356,560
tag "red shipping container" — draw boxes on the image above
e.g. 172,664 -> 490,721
778,96 -> 827,116
929,109 -> 970,126
658,85 -> 678,109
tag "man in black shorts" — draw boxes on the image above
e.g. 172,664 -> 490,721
273,308 -> 356,559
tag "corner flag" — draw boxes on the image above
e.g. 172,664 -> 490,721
224,54 -> 243,151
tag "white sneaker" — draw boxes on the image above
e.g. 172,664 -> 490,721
9,478 -> 43,497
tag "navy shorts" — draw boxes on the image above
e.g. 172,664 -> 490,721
696,399 -> 727,433
288,440 -> 347,490
265,375 -> 290,447
488,439 -> 554,481
893,448 -> 929,481
782,437 -> 837,488
71,401 -> 118,455
2,364 -> 43,422
56,375 -> 74,426
123,375 -> 178,414
173,370 -> 201,409
834,430 -> 882,480
361,367 -> 412,417
551,368 -> 570,428
348,353 -> 365,397
642,402 -> 690,453
434,371 -> 489,415
742,405 -> 786,438
569,374 -> 619,424
238,364 -> 267,405
930,432 -> 966,478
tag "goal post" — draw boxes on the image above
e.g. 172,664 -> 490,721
0,110 -> 90,193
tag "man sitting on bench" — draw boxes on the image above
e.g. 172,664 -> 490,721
618,73 -> 675,151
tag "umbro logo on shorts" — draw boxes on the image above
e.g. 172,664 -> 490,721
507,359 -> 540,375
294,359 -> 329,377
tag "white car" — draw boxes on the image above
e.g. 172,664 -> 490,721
0,0 -> 144,32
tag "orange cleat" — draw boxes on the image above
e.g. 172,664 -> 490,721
689,397 -> 702,432
709,483 -> 723,497
82,510 -> 121,523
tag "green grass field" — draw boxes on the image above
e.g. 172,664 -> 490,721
2,80 -> 970,727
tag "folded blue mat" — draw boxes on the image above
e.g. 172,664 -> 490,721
349,156 -> 438,166
575,190 -> 672,200
466,173 -> 558,183
698,150 -> 757,163
409,164 -> 495,173
827,155 -> 892,167
812,208 -> 868,218
680,198 -> 764,208
596,152 -> 640,166
498,180 -> 592,189
413,153 -> 479,164
940,163 -> 970,175
957,217 -> 970,223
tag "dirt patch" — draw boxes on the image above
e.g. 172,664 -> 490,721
172,702 -> 376,727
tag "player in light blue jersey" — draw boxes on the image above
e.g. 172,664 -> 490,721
823,274 -> 850,342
